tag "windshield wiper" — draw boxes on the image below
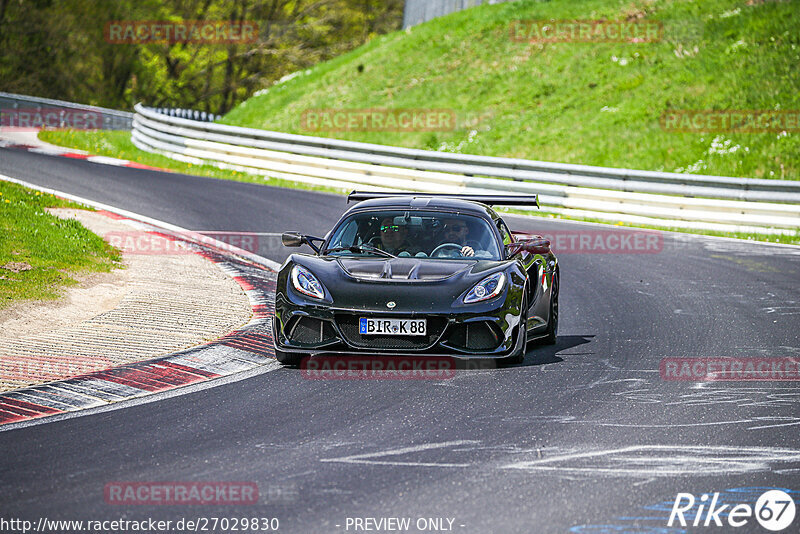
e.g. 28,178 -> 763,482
323,245 -> 397,259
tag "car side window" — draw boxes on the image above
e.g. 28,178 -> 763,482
497,220 -> 513,246
330,219 -> 358,248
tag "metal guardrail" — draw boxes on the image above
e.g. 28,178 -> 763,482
151,108 -> 221,123
131,104 -> 800,234
0,92 -> 133,130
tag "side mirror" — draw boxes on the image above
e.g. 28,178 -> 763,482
523,238 -> 551,255
506,238 -> 550,257
281,232 -> 304,247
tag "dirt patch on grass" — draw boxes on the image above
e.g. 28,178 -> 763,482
0,267 -> 129,339
1,261 -> 33,273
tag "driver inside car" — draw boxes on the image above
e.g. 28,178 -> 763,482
439,217 -> 475,257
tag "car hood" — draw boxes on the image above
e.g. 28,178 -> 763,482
337,257 -> 474,282
283,254 -> 515,312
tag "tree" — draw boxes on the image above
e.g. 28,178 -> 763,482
0,0 -> 403,113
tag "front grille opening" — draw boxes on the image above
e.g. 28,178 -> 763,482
446,321 -> 502,351
287,316 -> 337,345
334,314 -> 447,350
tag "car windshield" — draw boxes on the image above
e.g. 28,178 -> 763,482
325,210 -> 502,260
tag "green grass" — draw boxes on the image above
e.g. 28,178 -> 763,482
223,0 -> 799,180
0,181 -> 122,308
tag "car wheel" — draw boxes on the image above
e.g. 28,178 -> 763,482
541,273 -> 559,345
272,319 -> 306,366
500,294 -> 527,365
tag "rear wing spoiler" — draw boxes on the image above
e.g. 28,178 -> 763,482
347,191 -> 539,208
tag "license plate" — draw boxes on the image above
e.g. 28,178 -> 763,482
359,318 -> 427,336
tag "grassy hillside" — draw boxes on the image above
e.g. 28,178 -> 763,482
222,0 -> 799,180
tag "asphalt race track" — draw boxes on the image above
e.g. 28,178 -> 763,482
1,146 -> 799,533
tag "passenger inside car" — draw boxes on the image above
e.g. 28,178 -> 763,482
373,217 -> 423,256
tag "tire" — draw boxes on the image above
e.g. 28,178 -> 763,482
272,319 -> 306,366
500,294 -> 527,365
541,273 -> 559,345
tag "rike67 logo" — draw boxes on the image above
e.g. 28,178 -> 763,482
669,489 -> 796,531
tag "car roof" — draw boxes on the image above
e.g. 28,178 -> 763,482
343,196 -> 499,219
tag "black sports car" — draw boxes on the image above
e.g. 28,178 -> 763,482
273,192 -> 559,365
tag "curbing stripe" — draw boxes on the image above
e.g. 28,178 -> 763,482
94,368 -> 186,392
167,351 -> 257,375
211,348 -> 270,365
22,386 -> 98,409
0,402 -> 43,417
95,209 -> 129,220
6,391 -> 81,411
1,396 -> 62,415
158,360 -> 219,379
0,411 -> 32,424
41,385 -> 107,408
145,363 -> 216,385
2,142 -> 171,172
67,378 -> 147,400
220,332 -> 275,354
0,178 -> 281,428
0,410 -> 27,424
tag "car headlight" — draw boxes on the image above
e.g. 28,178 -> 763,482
291,265 -> 325,299
464,272 -> 505,303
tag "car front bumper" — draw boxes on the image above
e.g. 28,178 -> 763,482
273,299 -> 523,359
